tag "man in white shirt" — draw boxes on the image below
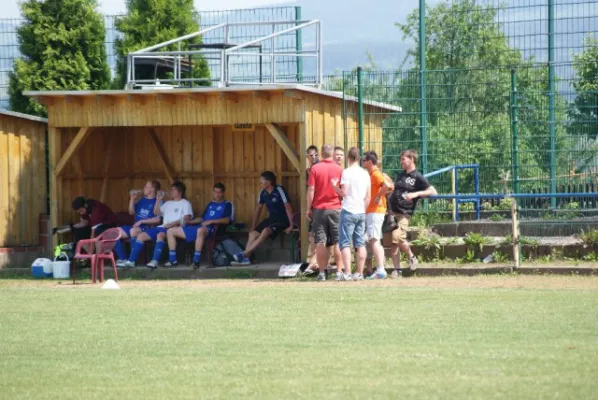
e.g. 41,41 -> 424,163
331,147 -> 371,281
127,181 -> 193,269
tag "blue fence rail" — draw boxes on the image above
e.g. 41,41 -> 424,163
424,164 -> 480,221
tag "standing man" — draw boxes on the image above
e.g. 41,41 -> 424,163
233,171 -> 293,265
115,180 -> 162,267
166,183 -> 233,268
362,151 -> 394,279
126,181 -> 193,269
388,150 -> 437,274
331,147 -> 370,281
333,146 -> 345,167
307,144 -> 343,281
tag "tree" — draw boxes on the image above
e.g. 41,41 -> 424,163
570,36 -> 598,140
9,0 -> 110,116
378,0 -> 570,193
113,0 -> 210,88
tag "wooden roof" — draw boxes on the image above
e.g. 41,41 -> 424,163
0,109 -> 48,124
24,84 -> 402,113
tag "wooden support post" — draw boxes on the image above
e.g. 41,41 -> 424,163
265,123 -> 301,173
99,134 -> 117,203
511,197 -> 520,269
48,126 -> 62,250
54,127 -> 91,176
298,121 -> 308,262
149,128 -> 176,183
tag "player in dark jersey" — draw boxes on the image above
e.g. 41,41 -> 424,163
232,171 -> 293,265
166,182 -> 233,269
388,150 -> 437,275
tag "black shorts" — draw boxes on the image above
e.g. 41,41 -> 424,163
255,217 -> 290,239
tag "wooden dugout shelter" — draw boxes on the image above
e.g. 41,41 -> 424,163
26,85 -> 400,260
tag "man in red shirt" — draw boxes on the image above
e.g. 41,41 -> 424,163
71,197 -> 119,238
306,144 -> 343,281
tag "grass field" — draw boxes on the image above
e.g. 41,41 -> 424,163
1,276 -> 597,399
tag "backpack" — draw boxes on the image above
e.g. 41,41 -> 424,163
212,239 -> 244,267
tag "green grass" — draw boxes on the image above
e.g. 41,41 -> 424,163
1,279 -> 598,399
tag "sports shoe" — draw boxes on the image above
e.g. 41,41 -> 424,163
124,260 -> 135,268
367,269 -> 387,280
146,260 -> 158,269
192,261 -> 202,270
233,252 -> 244,262
408,256 -> 419,271
351,273 -> 364,281
164,261 -> 178,268
335,272 -> 351,281
231,257 -> 251,266
116,259 -> 127,268
316,272 -> 326,281
390,269 -> 402,279
302,265 -> 316,276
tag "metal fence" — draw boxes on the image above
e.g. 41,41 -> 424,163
342,0 -> 598,220
0,6 -> 300,109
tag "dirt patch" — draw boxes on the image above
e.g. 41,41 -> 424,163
2,275 -> 598,290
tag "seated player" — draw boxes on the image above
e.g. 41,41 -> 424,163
165,182 -> 233,269
232,171 -> 293,265
115,180 -> 162,267
70,197 -> 120,242
125,181 -> 193,269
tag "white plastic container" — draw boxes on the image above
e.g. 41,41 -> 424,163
52,253 -> 71,279
31,258 -> 53,278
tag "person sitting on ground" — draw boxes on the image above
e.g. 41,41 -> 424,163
70,197 -> 120,243
166,183 -> 233,269
232,171 -> 294,266
125,181 -> 193,269
115,180 -> 162,267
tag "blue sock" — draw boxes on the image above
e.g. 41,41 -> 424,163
128,240 -> 144,262
193,251 -> 201,263
152,241 -> 165,262
169,250 -> 177,263
114,240 -> 126,260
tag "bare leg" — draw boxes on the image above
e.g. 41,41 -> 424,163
390,244 -> 401,269
129,226 -> 142,241
195,227 -> 209,252
355,246 -> 367,274
332,244 -> 342,272
370,238 -> 386,269
340,247 -> 352,275
167,227 -> 186,250
316,243 -> 329,273
244,231 -> 260,252
244,228 -> 272,258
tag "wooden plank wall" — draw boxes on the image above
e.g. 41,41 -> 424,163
56,124 -> 301,227
0,114 -> 47,246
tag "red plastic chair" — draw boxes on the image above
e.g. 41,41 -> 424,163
74,237 -> 100,283
95,228 -> 122,282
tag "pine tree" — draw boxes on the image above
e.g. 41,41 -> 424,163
9,0 -> 110,116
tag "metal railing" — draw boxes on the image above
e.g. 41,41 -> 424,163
425,164 -> 480,221
126,19 -> 322,89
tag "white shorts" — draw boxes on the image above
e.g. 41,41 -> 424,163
365,213 -> 385,241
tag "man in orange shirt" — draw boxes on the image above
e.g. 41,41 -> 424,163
361,151 -> 394,280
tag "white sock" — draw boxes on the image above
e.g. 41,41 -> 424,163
376,266 -> 385,273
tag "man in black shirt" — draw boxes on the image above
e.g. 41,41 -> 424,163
388,150 -> 437,276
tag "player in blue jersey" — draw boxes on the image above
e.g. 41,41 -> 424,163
115,180 -> 162,267
166,182 -> 234,268
232,171 -> 294,265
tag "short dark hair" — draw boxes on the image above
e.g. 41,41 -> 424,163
213,182 -> 226,192
334,146 -> 344,153
307,145 -> 318,154
347,147 -> 360,162
400,149 -> 418,164
171,181 -> 186,198
72,196 -> 86,210
260,171 -> 277,186
363,150 -> 378,165
150,180 -> 161,191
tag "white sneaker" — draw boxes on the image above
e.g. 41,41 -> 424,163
351,273 -> 364,281
408,256 -> 419,271
316,272 -> 326,281
367,269 -> 387,280
334,272 -> 344,281
116,259 -> 127,268
146,260 -> 158,269
390,270 -> 402,279
124,260 -> 135,268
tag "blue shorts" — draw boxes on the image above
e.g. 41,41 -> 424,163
182,225 -> 216,243
144,227 -> 168,241
121,224 -> 149,238
338,209 -> 366,250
